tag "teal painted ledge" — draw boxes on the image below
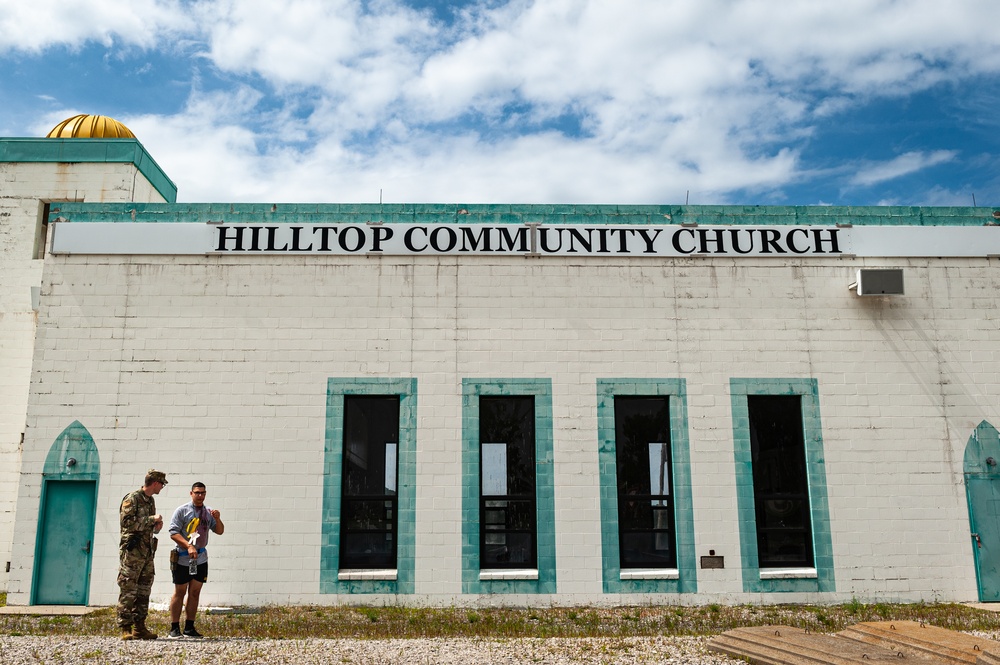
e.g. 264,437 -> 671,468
0,138 -> 177,203
42,201 -> 1000,227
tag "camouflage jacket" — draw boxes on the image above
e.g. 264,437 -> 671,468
119,489 -> 158,558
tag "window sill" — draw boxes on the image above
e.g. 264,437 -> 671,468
479,569 -> 539,581
759,567 -> 817,580
338,569 -> 397,581
619,568 -> 679,580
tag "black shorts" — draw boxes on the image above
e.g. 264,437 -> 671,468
171,561 -> 208,585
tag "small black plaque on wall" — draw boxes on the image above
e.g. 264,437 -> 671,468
700,555 -> 724,569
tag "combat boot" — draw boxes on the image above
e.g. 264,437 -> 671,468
132,621 -> 158,640
121,625 -> 135,641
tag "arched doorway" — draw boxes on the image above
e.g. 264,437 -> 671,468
965,420 -> 1000,601
31,421 -> 100,605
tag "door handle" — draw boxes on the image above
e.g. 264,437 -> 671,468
82,540 -> 91,554
973,533 -> 982,549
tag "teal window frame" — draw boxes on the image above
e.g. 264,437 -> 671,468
321,378 -> 417,594
731,378 -> 835,593
462,378 -> 556,594
597,379 -> 697,594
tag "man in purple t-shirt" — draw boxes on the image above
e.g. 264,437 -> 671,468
167,482 -> 225,638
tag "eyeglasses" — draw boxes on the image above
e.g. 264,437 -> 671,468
192,491 -> 206,495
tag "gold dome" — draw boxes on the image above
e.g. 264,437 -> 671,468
46,114 -> 136,139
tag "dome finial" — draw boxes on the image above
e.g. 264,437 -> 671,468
46,114 -> 136,139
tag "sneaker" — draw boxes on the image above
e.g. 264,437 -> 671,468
167,627 -> 182,639
182,626 -> 204,638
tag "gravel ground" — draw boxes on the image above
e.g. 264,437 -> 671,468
0,635 -> 739,664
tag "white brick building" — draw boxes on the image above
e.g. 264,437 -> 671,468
0,131 -> 175,595
3,122 -> 1000,608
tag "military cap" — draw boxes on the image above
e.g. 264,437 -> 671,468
147,469 -> 168,484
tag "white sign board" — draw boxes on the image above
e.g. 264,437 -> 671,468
49,222 -> 1000,258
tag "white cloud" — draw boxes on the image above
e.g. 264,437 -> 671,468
190,0 -> 434,134
120,89 -> 799,205
875,185 -> 977,207
0,0 -> 191,52
7,0 -> 1000,203
850,150 -> 957,187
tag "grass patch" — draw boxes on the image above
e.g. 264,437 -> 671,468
0,602 -> 998,639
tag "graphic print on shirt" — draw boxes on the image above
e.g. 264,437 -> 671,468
185,508 -> 208,547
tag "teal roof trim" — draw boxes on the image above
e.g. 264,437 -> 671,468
46,201 -> 998,226
0,137 -> 177,203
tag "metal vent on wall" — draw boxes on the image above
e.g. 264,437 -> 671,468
851,269 -> 904,296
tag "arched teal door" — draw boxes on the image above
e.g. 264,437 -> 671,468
965,421 -> 1000,601
31,421 -> 101,605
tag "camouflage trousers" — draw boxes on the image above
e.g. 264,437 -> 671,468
117,551 -> 155,628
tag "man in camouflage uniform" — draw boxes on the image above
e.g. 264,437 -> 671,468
117,469 -> 167,640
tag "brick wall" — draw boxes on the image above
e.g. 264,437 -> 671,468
0,161 -> 166,591
8,249 -> 997,605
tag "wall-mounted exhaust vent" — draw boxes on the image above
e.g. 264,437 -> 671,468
850,268 -> 904,296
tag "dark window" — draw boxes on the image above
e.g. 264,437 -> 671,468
479,396 -> 536,568
340,396 -> 399,569
748,395 -> 814,568
614,396 -> 676,568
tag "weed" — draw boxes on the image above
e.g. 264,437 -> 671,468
1,602 -> 998,640
814,610 -> 834,627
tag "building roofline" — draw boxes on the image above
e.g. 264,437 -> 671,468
45,201 -> 1000,227
0,137 -> 177,203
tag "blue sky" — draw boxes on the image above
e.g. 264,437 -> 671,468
2,0 -> 999,206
